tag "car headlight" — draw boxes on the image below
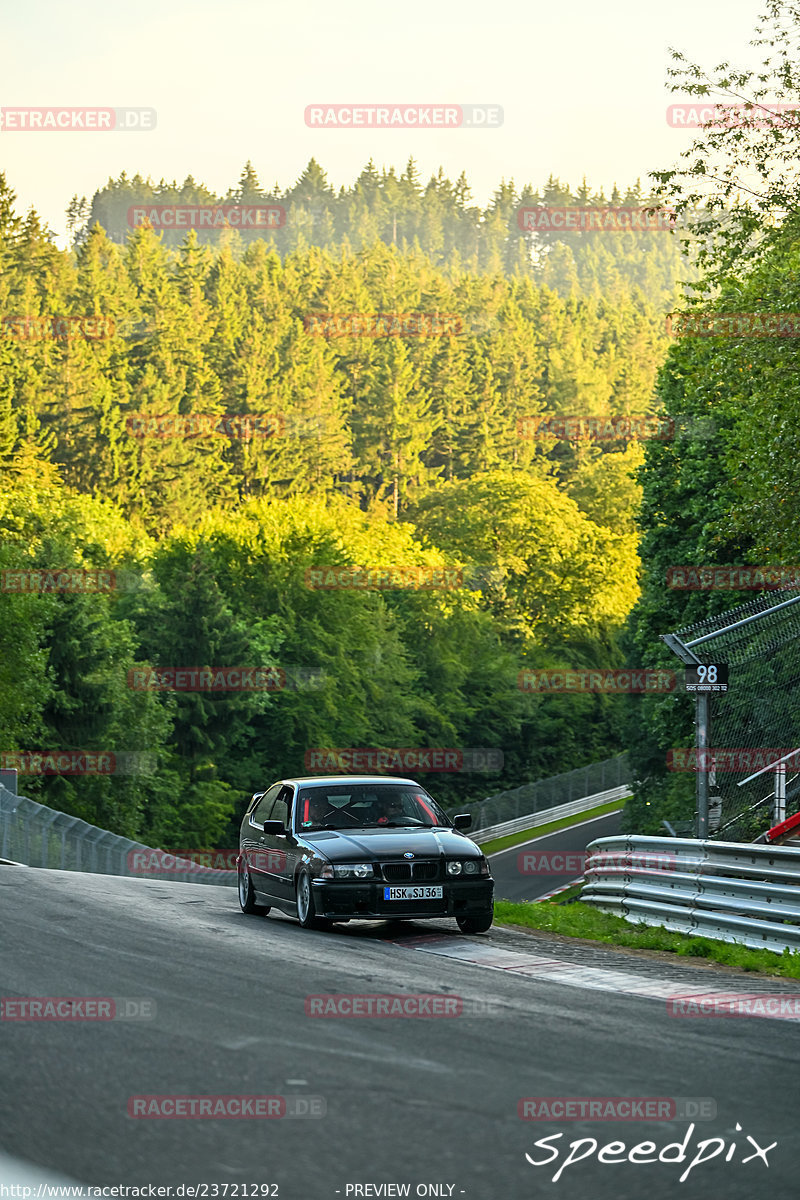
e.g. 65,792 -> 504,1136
332,863 -> 375,879
447,859 -> 486,876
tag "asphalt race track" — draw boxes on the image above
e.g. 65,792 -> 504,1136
2,863 -> 799,1199
488,809 -> 622,900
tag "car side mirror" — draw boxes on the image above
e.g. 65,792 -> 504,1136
453,813 -> 472,830
263,819 -> 287,835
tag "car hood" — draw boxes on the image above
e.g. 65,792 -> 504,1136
300,825 -> 480,860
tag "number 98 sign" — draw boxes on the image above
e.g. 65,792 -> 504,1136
684,663 -> 729,692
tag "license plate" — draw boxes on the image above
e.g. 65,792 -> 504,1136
383,886 -> 443,901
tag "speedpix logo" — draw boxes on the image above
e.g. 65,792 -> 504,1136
524,1121 -> 776,1184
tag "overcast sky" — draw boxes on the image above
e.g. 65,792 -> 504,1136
1,0 -> 766,244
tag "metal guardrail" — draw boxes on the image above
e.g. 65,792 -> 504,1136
447,753 -> 630,831
0,785 -> 235,886
472,786 -> 630,846
581,834 -> 800,953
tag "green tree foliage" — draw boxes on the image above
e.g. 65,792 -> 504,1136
80,161 -> 693,309
624,0 -> 800,833
0,159 -> 690,843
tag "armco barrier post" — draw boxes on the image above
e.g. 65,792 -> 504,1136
40,808 -> 60,867
696,691 -> 710,838
59,816 -> 80,869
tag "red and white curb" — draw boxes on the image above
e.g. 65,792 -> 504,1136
532,876 -> 584,902
392,932 -> 800,1020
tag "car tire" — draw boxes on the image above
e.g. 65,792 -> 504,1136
457,911 -> 493,935
238,859 -> 269,916
295,868 -> 330,930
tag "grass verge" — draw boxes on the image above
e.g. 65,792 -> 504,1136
480,798 -> 624,856
493,899 -> 800,979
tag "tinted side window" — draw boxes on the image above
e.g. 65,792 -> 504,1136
269,786 -> 293,830
252,783 -> 282,826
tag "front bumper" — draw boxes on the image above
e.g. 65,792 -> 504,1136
310,877 -> 494,921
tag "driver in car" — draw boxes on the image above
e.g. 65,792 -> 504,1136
375,792 -> 410,825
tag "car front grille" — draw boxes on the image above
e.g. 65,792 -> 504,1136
381,860 -> 440,882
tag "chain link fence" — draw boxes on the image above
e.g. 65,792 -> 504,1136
443,753 -> 630,831
667,589 -> 800,840
2,754 -> 631,879
0,784 -> 235,885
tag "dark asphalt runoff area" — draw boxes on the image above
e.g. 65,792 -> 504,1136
2,863 -> 799,1200
489,809 -> 623,900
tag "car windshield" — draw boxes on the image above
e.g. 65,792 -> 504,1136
295,784 -> 450,831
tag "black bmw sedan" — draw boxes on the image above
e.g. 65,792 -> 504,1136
237,775 -> 494,933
